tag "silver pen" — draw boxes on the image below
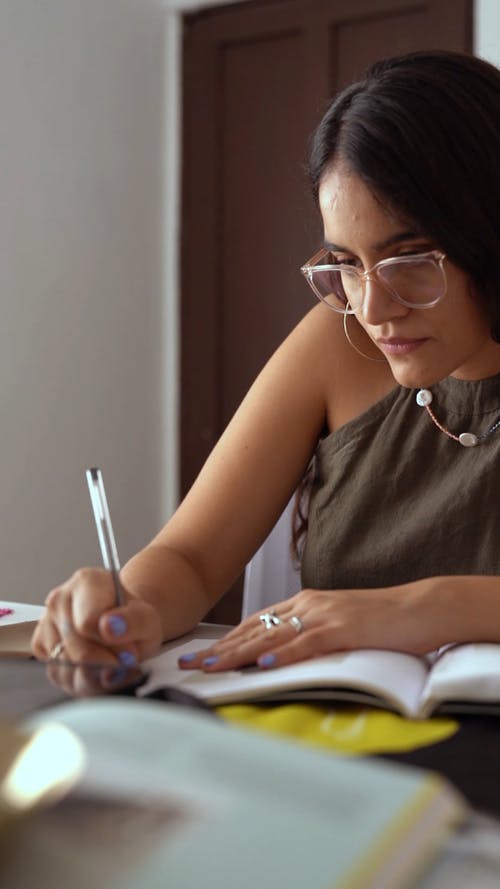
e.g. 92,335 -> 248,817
86,467 -> 125,606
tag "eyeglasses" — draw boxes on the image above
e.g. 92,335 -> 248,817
300,248 -> 447,314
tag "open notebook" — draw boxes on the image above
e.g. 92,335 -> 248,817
140,627 -> 500,719
0,600 -> 44,658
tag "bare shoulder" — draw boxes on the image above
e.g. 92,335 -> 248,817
226,303 -> 396,446
281,305 -> 396,431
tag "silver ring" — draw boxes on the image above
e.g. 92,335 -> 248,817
259,611 -> 282,630
289,615 -> 304,634
61,618 -> 73,637
49,640 -> 66,661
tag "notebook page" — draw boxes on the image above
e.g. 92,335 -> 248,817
0,600 -> 45,656
140,629 -> 429,716
421,643 -> 500,714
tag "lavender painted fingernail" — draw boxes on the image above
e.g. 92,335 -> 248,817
258,653 -> 276,668
107,615 -> 128,637
179,652 -> 197,664
118,650 -> 137,667
202,656 -> 219,667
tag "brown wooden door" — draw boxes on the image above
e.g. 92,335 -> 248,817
181,0 -> 472,622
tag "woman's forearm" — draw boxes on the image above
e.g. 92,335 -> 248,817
400,574 -> 500,648
120,542 -> 215,641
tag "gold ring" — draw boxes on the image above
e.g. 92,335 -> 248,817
49,640 -> 66,660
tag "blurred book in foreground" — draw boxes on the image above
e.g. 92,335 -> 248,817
2,696 -> 466,889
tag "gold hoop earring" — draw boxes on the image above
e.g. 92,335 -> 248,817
343,310 -> 386,363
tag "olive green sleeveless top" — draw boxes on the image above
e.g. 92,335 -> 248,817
301,373 -> 500,590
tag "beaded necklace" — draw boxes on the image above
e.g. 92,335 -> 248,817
416,388 -> 500,447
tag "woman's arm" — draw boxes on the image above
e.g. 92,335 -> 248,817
121,307 -> 332,631
178,574 -> 500,672
32,305 -> 341,663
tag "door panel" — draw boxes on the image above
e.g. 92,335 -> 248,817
221,30 -> 315,429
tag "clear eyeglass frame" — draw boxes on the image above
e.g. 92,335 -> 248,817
300,248 -> 447,315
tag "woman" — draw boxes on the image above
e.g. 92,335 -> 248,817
33,49 -> 500,672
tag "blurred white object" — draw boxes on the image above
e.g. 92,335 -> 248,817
242,498 -> 302,618
1,721 -> 85,818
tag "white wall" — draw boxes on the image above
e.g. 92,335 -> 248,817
0,0 -> 176,603
475,0 -> 500,64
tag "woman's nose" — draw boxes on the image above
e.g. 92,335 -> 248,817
360,275 -> 409,326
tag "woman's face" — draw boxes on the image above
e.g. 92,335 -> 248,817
318,166 -> 500,388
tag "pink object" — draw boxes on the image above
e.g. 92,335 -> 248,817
0,607 -> 14,618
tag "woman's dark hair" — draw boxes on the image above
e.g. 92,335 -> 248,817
292,50 -> 500,560
309,50 -> 500,340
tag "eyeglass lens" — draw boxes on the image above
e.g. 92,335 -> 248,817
309,255 -> 444,311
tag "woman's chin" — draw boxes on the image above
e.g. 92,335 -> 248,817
386,358 -> 441,391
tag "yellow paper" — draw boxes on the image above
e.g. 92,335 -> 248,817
217,703 -> 458,755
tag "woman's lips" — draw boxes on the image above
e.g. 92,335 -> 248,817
376,337 -> 429,355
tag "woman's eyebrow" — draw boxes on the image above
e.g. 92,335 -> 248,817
373,230 -> 423,251
323,230 -> 422,254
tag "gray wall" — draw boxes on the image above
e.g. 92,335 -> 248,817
0,0 -> 174,602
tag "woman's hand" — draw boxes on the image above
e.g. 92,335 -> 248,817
31,568 -> 163,665
178,585 -> 446,672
